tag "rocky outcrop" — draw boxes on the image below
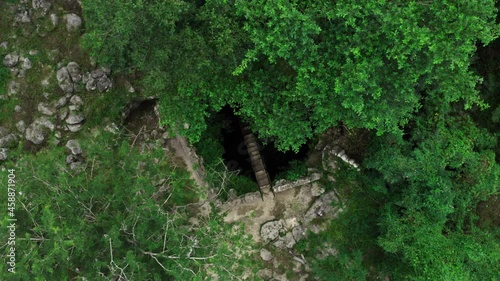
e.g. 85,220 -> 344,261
273,172 -> 321,193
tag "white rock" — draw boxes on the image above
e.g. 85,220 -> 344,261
260,220 -> 283,243
64,13 -> 82,32
21,57 -> 32,70
37,102 -> 55,116
66,112 -> 85,124
3,53 -> 19,67
67,123 -> 83,132
50,14 -> 58,27
70,95 -> 83,106
0,148 -> 7,161
66,62 -> 81,83
54,96 -> 68,109
16,120 -> 26,133
56,67 -> 74,93
65,139 -> 82,155
7,81 -> 19,96
260,248 -> 273,261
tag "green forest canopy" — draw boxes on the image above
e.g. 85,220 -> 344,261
82,0 -> 500,279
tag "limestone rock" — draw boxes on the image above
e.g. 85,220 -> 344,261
66,154 -> 78,164
67,123 -> 83,132
21,57 -> 32,70
65,139 -> 82,155
64,13 -> 82,32
54,96 -> 68,109
260,248 -> 273,261
25,123 -> 46,144
0,148 -> 7,161
16,120 -> 26,133
69,95 -> 83,106
272,232 -> 296,249
311,182 -> 325,197
0,134 -> 18,148
35,117 -> 55,131
292,226 -> 306,242
3,53 -> 19,67
7,81 -> 20,96
104,123 -> 120,134
50,13 -> 58,27
32,0 -> 51,15
85,77 -> 97,91
90,68 -> 104,78
0,127 -> 8,137
66,62 -> 81,83
14,9 -> 31,24
37,102 -> 55,116
260,220 -> 283,243
58,108 -> 68,121
56,67 -> 74,93
97,76 -> 112,92
66,112 -> 85,125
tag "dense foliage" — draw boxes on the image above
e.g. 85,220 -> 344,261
0,134 -> 259,280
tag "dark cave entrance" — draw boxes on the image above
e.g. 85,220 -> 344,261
217,106 -> 310,183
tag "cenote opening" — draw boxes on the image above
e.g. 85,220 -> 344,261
212,106 -> 310,184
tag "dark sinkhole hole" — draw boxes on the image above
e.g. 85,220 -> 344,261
216,106 -> 309,183
123,98 -> 159,133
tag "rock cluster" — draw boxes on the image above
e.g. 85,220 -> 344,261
3,52 -> 33,79
65,139 -> 85,172
83,67 -> 113,92
57,62 -> 113,93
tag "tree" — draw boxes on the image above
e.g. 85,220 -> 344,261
82,0 -> 498,151
0,133 -> 260,280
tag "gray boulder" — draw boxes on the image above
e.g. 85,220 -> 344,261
65,139 -> 82,155
0,134 -> 18,148
64,13 -> 82,32
50,14 -> 58,27
260,220 -> 283,243
3,53 -> 19,67
70,95 -> 83,106
66,154 -> 78,164
67,123 -> 83,132
97,76 -> 112,92
25,123 -> 46,144
272,232 -> 296,249
85,77 -> 97,91
0,148 -> 7,161
37,102 -> 56,116
56,67 -> 74,93
32,0 -> 51,15
66,62 -> 81,83
260,248 -> 273,261
16,120 -> 26,133
21,57 -> 32,70
90,68 -> 104,78
7,81 -> 19,96
54,96 -> 68,109
66,112 -> 85,125
0,126 -> 8,137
